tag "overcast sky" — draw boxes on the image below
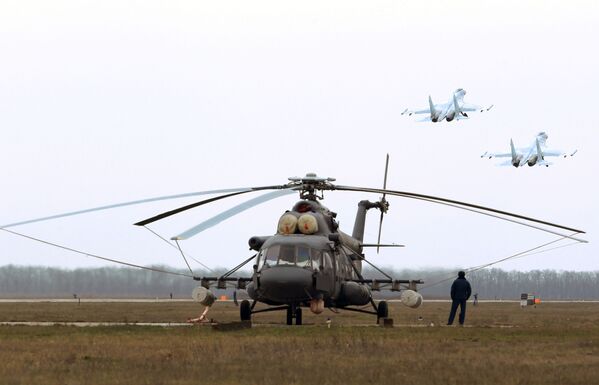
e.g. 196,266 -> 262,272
1,0 -> 597,273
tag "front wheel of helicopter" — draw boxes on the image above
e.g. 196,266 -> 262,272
240,300 -> 252,321
377,300 -> 389,322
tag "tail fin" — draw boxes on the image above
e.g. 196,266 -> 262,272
453,94 -> 470,120
428,95 -> 436,116
536,132 -> 548,147
535,138 -> 544,161
510,139 -> 517,162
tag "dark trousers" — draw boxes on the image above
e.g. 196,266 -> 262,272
447,299 -> 467,325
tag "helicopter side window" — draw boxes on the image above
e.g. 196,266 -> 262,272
264,246 -> 280,267
278,245 -> 295,265
296,246 -> 311,268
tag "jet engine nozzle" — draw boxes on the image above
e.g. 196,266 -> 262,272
527,155 -> 538,167
512,155 -> 523,168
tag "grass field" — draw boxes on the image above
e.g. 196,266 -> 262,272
1,301 -> 599,384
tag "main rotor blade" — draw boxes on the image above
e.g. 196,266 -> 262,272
334,185 -> 586,236
361,243 -> 405,248
1,187 -> 257,229
134,185 -> 288,227
172,189 -> 297,240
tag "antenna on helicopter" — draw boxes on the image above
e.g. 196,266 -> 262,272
376,154 -> 390,253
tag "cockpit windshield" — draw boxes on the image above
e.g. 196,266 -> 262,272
257,245 -> 322,270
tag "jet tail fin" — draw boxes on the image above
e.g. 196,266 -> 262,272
428,95 -> 436,116
510,139 -> 517,162
453,93 -> 470,120
453,94 -> 460,113
535,138 -> 545,161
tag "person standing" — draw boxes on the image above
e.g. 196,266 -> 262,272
447,271 -> 472,326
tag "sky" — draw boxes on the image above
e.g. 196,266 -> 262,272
1,0 -> 597,273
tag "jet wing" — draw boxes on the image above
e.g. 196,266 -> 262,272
401,108 -> 430,116
542,148 -> 578,158
481,151 -> 512,158
461,103 -> 494,112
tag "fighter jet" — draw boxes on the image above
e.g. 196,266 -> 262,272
401,88 -> 493,122
481,132 -> 578,168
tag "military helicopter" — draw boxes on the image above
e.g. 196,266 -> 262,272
1,159 -> 587,325
128,164 -> 585,325
131,164 -> 422,325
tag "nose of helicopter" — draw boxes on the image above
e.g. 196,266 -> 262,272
259,266 -> 313,303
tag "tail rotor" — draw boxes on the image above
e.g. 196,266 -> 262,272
376,154 -> 390,253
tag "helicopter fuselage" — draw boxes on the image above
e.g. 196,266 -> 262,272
245,199 -> 371,310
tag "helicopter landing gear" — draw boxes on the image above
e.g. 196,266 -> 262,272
377,300 -> 389,322
286,304 -> 303,325
240,300 -> 252,321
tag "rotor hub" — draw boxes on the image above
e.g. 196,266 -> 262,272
288,173 -> 336,200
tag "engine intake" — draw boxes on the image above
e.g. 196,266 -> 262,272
248,236 -> 270,251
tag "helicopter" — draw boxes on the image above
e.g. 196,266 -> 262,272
128,162 -> 585,325
1,159 -> 587,325
132,162 -> 423,325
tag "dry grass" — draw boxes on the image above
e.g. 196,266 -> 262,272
1,301 -> 599,385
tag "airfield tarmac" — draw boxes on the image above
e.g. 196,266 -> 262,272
1,301 -> 598,385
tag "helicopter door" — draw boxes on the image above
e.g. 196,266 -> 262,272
315,251 -> 334,294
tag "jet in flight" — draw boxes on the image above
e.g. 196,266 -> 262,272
401,88 -> 493,122
481,132 -> 577,168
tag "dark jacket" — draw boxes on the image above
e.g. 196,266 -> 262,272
450,277 -> 472,301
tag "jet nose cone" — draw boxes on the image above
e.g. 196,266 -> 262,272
259,266 -> 313,303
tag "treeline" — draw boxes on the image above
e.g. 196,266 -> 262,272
383,268 -> 599,300
1,265 -> 598,299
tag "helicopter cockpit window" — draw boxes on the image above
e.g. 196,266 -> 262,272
264,246 -> 280,267
296,246 -> 311,268
259,245 -> 323,269
278,245 -> 296,265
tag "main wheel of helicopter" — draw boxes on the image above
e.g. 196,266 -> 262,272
377,300 -> 389,322
240,300 -> 252,321
295,307 -> 302,325
286,306 -> 293,325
